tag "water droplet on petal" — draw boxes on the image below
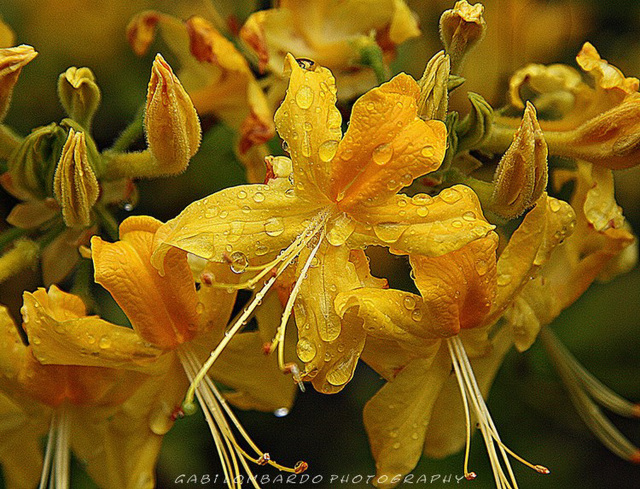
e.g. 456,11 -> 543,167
421,146 -> 434,158
411,309 -> 423,322
195,302 -> 205,314
372,143 -> 393,165
463,211 -> 476,221
440,187 -> 462,204
549,199 -> 561,212
253,192 -> 265,203
295,85 -> 314,109
318,140 -> 339,162
99,336 -> 111,349
297,338 -> 317,362
264,217 -> 285,237
373,222 -> 407,243
403,295 -> 416,310
416,206 -> 429,217
497,274 -> 513,286
230,251 -> 249,273
273,407 -> 290,417
237,190 -> 247,199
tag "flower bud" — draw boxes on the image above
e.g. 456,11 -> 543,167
417,51 -> 450,121
456,92 -> 493,152
53,129 -> 100,227
144,53 -> 201,175
491,102 -> 548,219
8,123 -> 67,200
0,44 -> 37,122
57,67 -> 101,129
439,1 -> 486,74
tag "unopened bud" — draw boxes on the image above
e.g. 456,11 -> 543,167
8,123 -> 67,200
53,129 -> 100,227
491,102 -> 548,219
417,51 -> 450,121
58,67 -> 101,129
439,1 -> 486,74
0,44 -> 37,122
0,238 -> 39,284
144,53 -> 201,175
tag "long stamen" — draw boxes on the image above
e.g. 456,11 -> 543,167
185,213 -> 329,408
447,336 -> 550,487
178,348 -> 304,487
541,329 -> 640,462
271,229 -> 324,380
39,405 -> 71,489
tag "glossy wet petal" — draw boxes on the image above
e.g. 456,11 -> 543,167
93,216 -> 200,349
330,74 -> 446,208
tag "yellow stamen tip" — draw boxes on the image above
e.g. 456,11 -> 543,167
294,461 -> 308,474
257,453 -> 271,466
465,472 -> 477,481
631,450 -> 640,464
534,465 -> 551,475
182,401 -> 198,416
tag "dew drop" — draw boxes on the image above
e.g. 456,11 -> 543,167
416,206 -> 429,217
421,146 -> 434,158
440,187 -> 462,204
497,274 -> 513,286
230,251 -> 249,273
392,442 -> 401,449
451,219 -> 463,229
403,295 -> 416,310
237,190 -> 247,200
296,338 -> 317,362
99,336 -> 111,349
295,85 -> 314,109
253,192 -> 265,203
463,211 -> 476,221
549,199 -> 561,212
411,309 -> 423,322
373,222 -> 407,243
273,407 -> 290,417
264,217 -> 285,237
318,140 -> 339,162
372,143 -> 393,165
195,302 -> 205,314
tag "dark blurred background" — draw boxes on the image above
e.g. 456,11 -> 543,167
0,1 -> 639,487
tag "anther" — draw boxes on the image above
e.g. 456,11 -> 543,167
534,465 -> 551,474
200,272 -> 214,285
464,472 -> 477,481
181,401 -> 198,416
170,406 -> 185,421
283,363 -> 306,392
257,453 -> 271,465
262,342 -> 273,355
294,461 -> 308,474
295,58 -> 317,71
632,404 -> 640,418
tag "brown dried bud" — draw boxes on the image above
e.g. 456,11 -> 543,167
144,53 -> 202,175
491,102 -> 548,219
53,129 -> 100,227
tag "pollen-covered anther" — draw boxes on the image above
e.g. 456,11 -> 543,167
200,272 -> 214,286
534,465 -> 551,475
464,472 -> 477,481
257,453 -> 271,465
283,362 -> 305,391
170,406 -> 185,421
262,342 -> 274,355
294,461 -> 308,474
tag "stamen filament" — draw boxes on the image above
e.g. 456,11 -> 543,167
272,229 -> 324,378
448,336 -> 550,488
39,404 -> 71,489
541,329 -> 640,462
178,347 -> 303,488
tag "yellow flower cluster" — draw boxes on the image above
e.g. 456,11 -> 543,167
0,1 -> 638,488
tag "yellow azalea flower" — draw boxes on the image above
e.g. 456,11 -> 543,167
0,286 -> 180,489
488,42 -> 640,169
127,11 -> 274,182
151,54 -> 494,395
240,0 -> 420,101
501,161 -> 639,464
336,194 -> 575,488
27,215 -> 299,484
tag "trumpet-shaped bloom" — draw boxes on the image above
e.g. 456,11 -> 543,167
0,286 -> 178,489
336,194 -> 575,487
127,11 -> 274,182
240,0 -> 420,100
152,55 -> 494,393
25,215 -> 298,485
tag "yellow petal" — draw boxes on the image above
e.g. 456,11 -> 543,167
330,74 -> 446,209
274,53 -> 343,199
576,42 -> 639,96
0,304 -> 26,380
196,262 -> 238,338
22,289 -> 165,371
360,336 -> 420,382
93,216 -> 200,349
0,392 -> 47,489
348,185 -> 495,257
152,179 -> 318,273
364,349 -> 451,488
486,194 -> 576,327
295,243 -> 367,393
41,228 -> 87,286
411,233 -> 498,335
